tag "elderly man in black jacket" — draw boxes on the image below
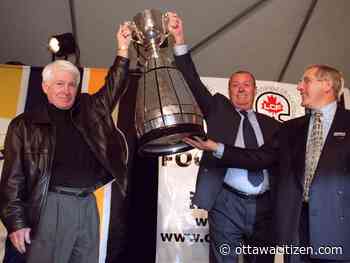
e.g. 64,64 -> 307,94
0,23 -> 132,263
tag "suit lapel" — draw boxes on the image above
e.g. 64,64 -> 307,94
315,107 -> 346,173
227,103 -> 241,145
255,113 -> 272,140
293,115 -> 310,188
294,106 -> 346,186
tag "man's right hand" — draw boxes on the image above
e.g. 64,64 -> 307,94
116,22 -> 132,58
167,12 -> 185,45
9,227 -> 31,254
183,137 -> 220,152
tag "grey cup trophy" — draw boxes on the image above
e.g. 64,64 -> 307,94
131,9 -> 205,156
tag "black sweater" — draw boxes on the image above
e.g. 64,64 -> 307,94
48,103 -> 102,188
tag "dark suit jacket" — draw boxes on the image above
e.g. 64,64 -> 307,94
220,106 -> 350,260
174,53 -> 280,211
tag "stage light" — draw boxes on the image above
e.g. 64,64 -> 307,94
48,33 -> 76,56
48,33 -> 80,65
48,38 -> 60,54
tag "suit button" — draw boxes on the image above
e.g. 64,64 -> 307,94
340,216 -> 345,220
338,190 -> 343,195
203,168 -> 208,172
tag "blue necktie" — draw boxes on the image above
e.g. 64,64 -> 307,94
241,111 -> 264,186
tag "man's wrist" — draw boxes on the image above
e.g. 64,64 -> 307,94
211,142 -> 220,152
117,46 -> 128,58
117,45 -> 128,51
174,38 -> 185,45
212,143 -> 224,159
173,44 -> 188,56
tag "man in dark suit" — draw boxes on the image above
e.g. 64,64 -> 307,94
186,64 -> 349,263
167,13 -> 280,263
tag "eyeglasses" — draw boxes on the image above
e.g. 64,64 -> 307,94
298,76 -> 325,85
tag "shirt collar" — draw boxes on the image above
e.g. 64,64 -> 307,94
311,101 -> 337,119
237,108 -> 254,115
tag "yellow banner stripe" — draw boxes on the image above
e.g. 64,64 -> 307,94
0,65 -> 24,118
87,68 -> 121,262
87,68 -> 108,94
94,187 -> 105,226
88,68 -> 109,229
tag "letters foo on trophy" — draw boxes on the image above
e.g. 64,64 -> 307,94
131,9 -> 205,156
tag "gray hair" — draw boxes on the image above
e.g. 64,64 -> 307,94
42,60 -> 80,86
305,64 -> 344,99
229,70 -> 257,88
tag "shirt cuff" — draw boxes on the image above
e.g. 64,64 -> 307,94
213,143 -> 224,159
173,44 -> 189,56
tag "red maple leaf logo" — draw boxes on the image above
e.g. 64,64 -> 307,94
261,95 -> 283,115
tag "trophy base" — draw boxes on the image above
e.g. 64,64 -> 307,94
137,123 -> 206,156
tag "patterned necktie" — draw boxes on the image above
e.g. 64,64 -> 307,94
303,111 -> 323,202
241,111 -> 264,186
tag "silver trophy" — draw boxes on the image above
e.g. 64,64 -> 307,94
131,9 -> 205,156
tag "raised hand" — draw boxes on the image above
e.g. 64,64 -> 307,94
166,12 -> 185,45
117,22 -> 132,57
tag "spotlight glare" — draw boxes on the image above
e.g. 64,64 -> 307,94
48,37 -> 60,53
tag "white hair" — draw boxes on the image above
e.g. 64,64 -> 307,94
42,60 -> 80,86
